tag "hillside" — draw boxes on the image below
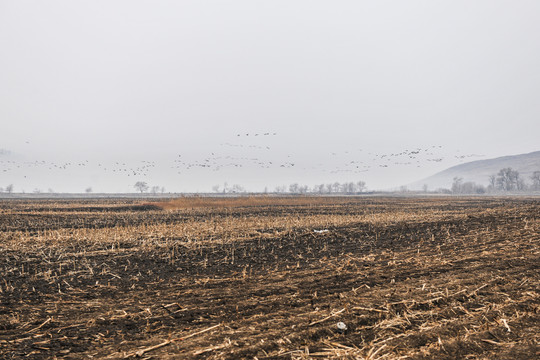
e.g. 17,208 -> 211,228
409,150 -> 540,190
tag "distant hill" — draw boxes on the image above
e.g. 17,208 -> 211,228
410,151 -> 540,190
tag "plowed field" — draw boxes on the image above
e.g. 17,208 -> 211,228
0,197 -> 538,359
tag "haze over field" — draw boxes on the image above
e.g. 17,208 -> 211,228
1,1 -> 540,193
410,150 -> 540,191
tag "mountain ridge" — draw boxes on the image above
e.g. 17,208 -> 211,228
409,150 -> 540,190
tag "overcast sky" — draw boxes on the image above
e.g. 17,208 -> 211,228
1,1 -> 539,193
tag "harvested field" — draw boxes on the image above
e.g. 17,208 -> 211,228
0,196 -> 538,359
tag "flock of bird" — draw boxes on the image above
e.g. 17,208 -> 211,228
236,133 -> 277,137
0,158 -> 157,178
0,135 -> 485,185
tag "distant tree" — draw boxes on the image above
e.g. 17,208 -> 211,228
488,175 -> 497,192
160,187 -> 165,194
85,187 -> 93,194
274,185 -> 287,193
0,187 -> 3,193
48,188 -> 55,194
422,184 -> 428,193
222,182 -> 229,194
461,182 -> 473,194
517,177 -> 527,191
289,183 -> 299,194
332,182 -> 341,193
356,181 -> 366,193
475,184 -> 486,194
231,184 -> 245,193
476,183 -> 486,194
212,185 -> 220,193
151,186 -> 160,194
496,168 -> 520,191
451,177 -> 463,194
326,183 -> 333,194
461,181 -> 486,194
399,185 -> 408,193
476,184 -> 487,194
531,171 -> 540,191
33,188 -> 41,194
134,181 -> 149,193
5,184 -> 13,194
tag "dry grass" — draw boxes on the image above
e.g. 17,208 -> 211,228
151,195 -> 358,210
0,196 -> 538,359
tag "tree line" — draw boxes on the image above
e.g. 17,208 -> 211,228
212,181 -> 367,194
133,181 -> 166,194
0,184 -> 14,194
451,168 -> 540,194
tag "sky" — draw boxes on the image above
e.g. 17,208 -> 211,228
1,1 -> 539,193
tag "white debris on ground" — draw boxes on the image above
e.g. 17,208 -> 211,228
336,322 -> 347,333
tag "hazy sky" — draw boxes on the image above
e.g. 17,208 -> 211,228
1,1 -> 539,193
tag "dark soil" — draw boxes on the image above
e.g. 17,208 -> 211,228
0,197 -> 538,359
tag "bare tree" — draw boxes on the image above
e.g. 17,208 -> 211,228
422,184 -> 428,193
231,184 -> 245,193
134,181 -> 149,193
356,181 -> 366,193
289,183 -> 299,194
531,171 -> 540,191
461,181 -> 486,194
314,184 -> 325,194
212,185 -> 220,193
151,186 -> 160,194
348,182 -> 358,193
488,175 -> 496,192
5,184 -> 13,194
85,187 -> 93,194
517,177 -> 526,191
451,177 -> 463,194
496,168 -> 520,191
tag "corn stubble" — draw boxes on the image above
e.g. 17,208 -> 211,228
0,196 -> 538,359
